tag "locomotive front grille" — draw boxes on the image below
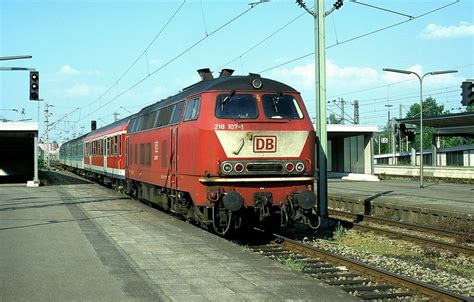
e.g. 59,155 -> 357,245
246,163 -> 283,172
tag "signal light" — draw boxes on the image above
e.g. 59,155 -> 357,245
285,162 -> 295,172
461,80 -> 473,106
30,71 -> 39,100
333,0 -> 343,9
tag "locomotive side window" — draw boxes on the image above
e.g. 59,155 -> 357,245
184,97 -> 201,121
129,118 -> 136,133
262,95 -> 303,119
170,101 -> 185,124
141,111 -> 157,131
131,117 -> 143,133
215,94 -> 257,119
155,106 -> 173,128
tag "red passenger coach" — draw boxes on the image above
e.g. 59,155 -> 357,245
83,117 -> 130,189
125,69 -> 319,235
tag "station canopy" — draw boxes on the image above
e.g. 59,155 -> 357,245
396,112 -> 474,136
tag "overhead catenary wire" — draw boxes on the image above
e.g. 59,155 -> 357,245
213,9 -> 308,72
83,3 -> 263,121
258,0 -> 460,74
85,0 -> 187,110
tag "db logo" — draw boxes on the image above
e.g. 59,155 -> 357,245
253,136 -> 277,153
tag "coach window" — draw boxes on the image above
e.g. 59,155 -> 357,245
117,135 -> 122,156
170,101 -> 185,124
262,95 -> 303,119
184,97 -> 201,121
114,136 -> 118,156
215,94 -> 257,119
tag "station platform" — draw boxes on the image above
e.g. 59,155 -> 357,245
0,170 -> 357,301
327,179 -> 474,229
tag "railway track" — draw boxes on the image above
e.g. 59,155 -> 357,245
251,229 -> 471,301
329,209 -> 474,256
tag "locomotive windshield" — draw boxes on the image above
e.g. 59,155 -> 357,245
216,94 -> 258,119
262,95 -> 303,119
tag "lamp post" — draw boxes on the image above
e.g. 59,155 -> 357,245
383,68 -> 457,188
384,104 -> 393,163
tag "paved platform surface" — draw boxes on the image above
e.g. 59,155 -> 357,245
0,170 -> 357,301
327,179 -> 474,224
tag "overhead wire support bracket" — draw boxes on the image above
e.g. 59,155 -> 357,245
249,0 -> 270,8
295,0 -> 317,18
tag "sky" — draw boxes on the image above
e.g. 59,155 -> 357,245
1,0 -> 473,143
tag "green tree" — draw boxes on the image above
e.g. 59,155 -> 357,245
405,97 -> 449,150
405,97 -> 448,118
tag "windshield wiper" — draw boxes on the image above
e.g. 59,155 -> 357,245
221,90 -> 236,111
272,92 -> 283,113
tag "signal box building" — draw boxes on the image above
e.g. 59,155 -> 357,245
0,122 -> 39,187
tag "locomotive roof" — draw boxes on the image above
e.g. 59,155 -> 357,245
136,74 -> 298,116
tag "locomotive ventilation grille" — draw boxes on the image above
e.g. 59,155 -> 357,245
220,160 -> 306,176
246,163 -> 283,172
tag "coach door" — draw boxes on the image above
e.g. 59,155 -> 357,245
170,126 -> 178,188
103,138 -> 107,174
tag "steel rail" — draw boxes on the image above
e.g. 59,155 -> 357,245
329,209 -> 470,239
330,210 -> 474,256
273,233 -> 470,302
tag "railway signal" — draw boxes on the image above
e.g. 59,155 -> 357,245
30,71 -> 39,100
461,80 -> 473,106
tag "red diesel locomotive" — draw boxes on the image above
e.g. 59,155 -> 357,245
61,69 -> 319,235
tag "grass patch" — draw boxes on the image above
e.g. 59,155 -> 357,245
276,255 -> 305,272
333,223 -> 347,241
336,231 -> 474,280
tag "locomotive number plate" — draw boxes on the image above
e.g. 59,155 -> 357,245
214,123 -> 244,130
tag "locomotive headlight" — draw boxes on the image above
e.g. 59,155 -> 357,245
222,162 -> 233,174
295,162 -> 305,173
252,78 -> 262,89
285,162 -> 295,172
234,163 -> 244,173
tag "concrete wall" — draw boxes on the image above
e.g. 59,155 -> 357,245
327,134 -> 373,175
374,165 -> 474,180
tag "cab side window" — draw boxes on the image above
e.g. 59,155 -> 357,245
184,97 -> 201,121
